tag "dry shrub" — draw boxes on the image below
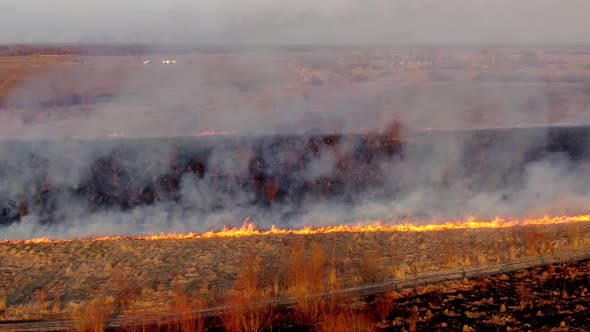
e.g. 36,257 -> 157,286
317,309 -> 376,332
282,241 -> 306,291
285,241 -> 342,327
172,281 -> 206,332
408,305 -> 418,332
374,293 -> 394,322
521,228 -> 544,255
290,293 -> 327,328
121,308 -> 152,332
440,239 -> 455,268
505,245 -> 519,261
388,260 -> 409,279
72,296 -> 114,332
296,241 -> 329,292
566,266 -> 579,283
222,292 -> 274,332
51,287 -> 63,314
112,274 -> 141,311
471,250 -> 488,267
407,260 -> 424,276
358,250 -> 383,284
35,288 -> 49,312
282,240 -> 332,293
222,254 -> 275,332
564,224 -> 582,248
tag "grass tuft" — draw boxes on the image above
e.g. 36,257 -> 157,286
72,296 -> 114,332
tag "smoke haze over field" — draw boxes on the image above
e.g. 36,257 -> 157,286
2,1 -> 590,44
2,2 -> 590,240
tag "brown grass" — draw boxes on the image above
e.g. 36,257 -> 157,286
408,305 -> 418,332
1,221 -> 590,324
374,293 -> 394,322
168,279 -> 207,332
34,289 -> 49,313
565,224 -> 583,248
289,292 -> 328,328
283,241 -> 345,327
221,254 -> 275,332
520,228 -> 546,255
317,309 -> 376,332
358,250 -> 383,284
72,296 -> 114,332
0,73 -> 23,104
0,295 -> 6,311
284,241 -> 330,293
111,272 -> 142,312
0,55 -> 71,105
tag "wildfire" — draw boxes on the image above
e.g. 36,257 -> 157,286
3,214 -> 590,245
107,132 -> 126,138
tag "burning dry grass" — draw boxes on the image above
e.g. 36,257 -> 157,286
1,216 -> 590,329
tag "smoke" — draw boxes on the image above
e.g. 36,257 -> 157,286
2,3 -> 590,239
3,124 -> 590,240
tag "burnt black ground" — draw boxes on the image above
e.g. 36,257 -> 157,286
1,124 -> 590,226
377,259 -> 590,332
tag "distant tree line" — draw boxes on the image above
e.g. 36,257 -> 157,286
0,45 -> 147,56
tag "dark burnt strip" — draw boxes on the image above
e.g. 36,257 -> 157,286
0,124 -> 589,226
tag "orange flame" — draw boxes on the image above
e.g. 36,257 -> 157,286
3,214 -> 590,245
107,132 -> 126,138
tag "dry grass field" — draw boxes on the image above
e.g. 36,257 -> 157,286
0,55 -> 73,106
1,219 -> 590,330
2,46 -> 590,330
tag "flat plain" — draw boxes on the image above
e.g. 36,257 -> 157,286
2,46 -> 590,331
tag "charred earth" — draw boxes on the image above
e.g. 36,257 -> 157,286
1,124 -> 590,227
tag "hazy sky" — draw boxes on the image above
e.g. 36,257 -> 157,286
1,0 -> 589,44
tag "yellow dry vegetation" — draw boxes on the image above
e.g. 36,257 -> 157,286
1,221 -> 589,328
